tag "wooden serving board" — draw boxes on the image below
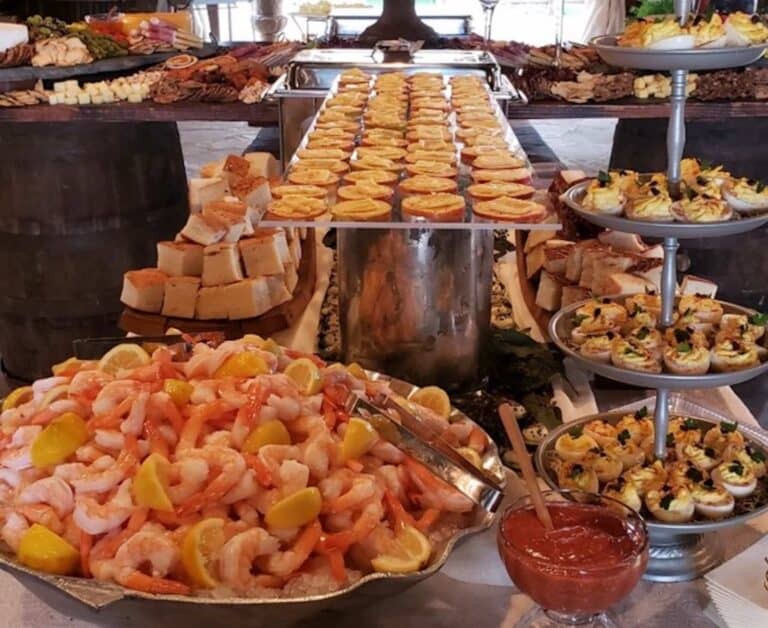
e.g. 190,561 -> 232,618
514,230 -> 553,338
119,230 -> 317,339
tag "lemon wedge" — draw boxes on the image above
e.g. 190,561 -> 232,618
163,379 -> 194,406
409,386 -> 451,420
51,357 -> 83,376
98,343 -> 150,376
261,338 -> 282,356
2,386 -> 33,412
181,518 -> 226,588
284,358 -> 322,395
242,420 -> 292,454
38,384 -> 70,409
17,524 -> 80,576
371,525 -> 432,574
457,447 -> 482,468
214,352 -> 269,378
346,362 -> 368,380
133,453 -> 174,512
265,487 -> 322,529
341,417 -> 378,461
30,412 -> 89,468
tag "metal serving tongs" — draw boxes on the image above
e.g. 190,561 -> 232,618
345,392 -> 505,514
72,332 -> 226,361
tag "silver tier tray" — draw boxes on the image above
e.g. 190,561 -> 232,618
562,180 -> 768,239
0,370 -> 505,623
591,36 -> 768,71
549,298 -> 768,390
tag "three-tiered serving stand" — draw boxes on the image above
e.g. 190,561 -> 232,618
549,0 -> 768,581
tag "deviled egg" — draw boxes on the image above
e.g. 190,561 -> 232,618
722,177 -> 768,212
557,461 -> 599,493
712,459 -> 757,497
645,485 -> 695,523
602,477 -> 642,513
555,427 -> 600,462
691,479 -> 735,519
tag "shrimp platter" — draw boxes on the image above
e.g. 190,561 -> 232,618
0,336 -> 503,606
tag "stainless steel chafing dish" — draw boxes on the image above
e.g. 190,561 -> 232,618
271,48 -> 512,168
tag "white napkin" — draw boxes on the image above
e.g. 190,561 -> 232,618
704,535 -> 768,628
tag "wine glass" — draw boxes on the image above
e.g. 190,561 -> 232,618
478,0 -> 500,46
497,491 -> 649,628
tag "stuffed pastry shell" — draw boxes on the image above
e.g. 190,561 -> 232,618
723,177 -> 768,212
583,448 -> 624,483
610,337 -> 662,373
603,477 -> 642,513
732,446 -> 767,479
668,416 -> 703,448
678,295 -> 724,325
663,341 -> 712,375
628,326 -> 664,360
579,333 -> 616,364
583,419 -> 618,448
605,436 -> 646,471
711,339 -> 760,372
616,411 -> 654,444
625,293 -> 662,319
678,442 -> 719,472
557,461 -> 599,494
624,460 -> 667,496
555,428 -> 600,462
583,172 -> 625,215
703,422 -> 745,458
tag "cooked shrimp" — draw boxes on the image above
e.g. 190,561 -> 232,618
259,521 -> 322,578
325,475 -> 377,514
1,511 -> 28,552
121,389 -> 150,436
184,342 -> 240,379
231,500 -> 261,526
94,430 -> 125,451
257,444 -> 303,476
218,527 -> 280,591
92,381 -> 138,416
318,468 -> 356,501
69,369 -> 113,398
222,469 -> 259,504
176,399 -> 234,452
113,526 -> 188,595
301,431 -> 336,479
176,447 -> 246,515
166,458 -> 210,505
17,476 -> 74,518
276,460 -> 310,497
10,425 -> 42,448
73,478 -> 134,535
32,376 -> 69,401
404,458 -> 474,513
375,465 -> 407,502
370,439 -> 405,464
203,430 -> 232,448
69,445 -> 137,494
17,503 -> 64,535
189,381 -> 217,405
75,444 -> 108,463
0,468 -> 21,489
0,445 -> 32,471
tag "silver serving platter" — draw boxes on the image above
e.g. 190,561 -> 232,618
591,35 -> 768,71
563,180 -> 768,239
534,396 -> 768,581
0,371 -> 505,625
549,297 -> 768,390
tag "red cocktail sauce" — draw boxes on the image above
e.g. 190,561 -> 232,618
499,503 -> 647,614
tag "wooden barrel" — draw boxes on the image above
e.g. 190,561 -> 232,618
0,121 -> 189,380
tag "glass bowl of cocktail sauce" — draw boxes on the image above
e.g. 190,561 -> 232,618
498,491 -> 648,627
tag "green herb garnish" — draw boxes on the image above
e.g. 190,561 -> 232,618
757,181 -> 766,194
597,170 -> 611,185
676,341 -> 692,354
635,327 -> 650,340
748,447 -> 766,463
660,494 -> 674,510
635,407 -> 649,419
705,447 -> 717,458
720,421 -> 738,434
666,432 -> 675,447
574,314 -> 589,326
618,429 -> 632,446
728,461 -> 745,476
686,468 -> 704,482
570,464 -> 584,479
568,426 -> 584,439
749,312 -> 768,326
703,479 -> 715,489
683,418 -> 698,431
629,0 -> 674,18
674,328 -> 690,343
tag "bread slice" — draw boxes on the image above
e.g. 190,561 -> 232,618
288,235 -> 302,266
180,214 -> 227,246
283,262 -> 299,293
120,268 -> 168,313
201,205 -> 248,243
536,271 -> 566,312
629,258 -> 663,293
525,244 -> 547,279
242,177 -> 272,211
196,285 -> 228,320
223,155 -> 251,182
641,244 -> 664,259
243,152 -> 281,179
598,230 -> 647,254
239,229 -> 289,277
523,215 -> 559,253
565,239 -> 600,283
681,275 -> 718,298
590,253 -> 639,293
223,278 -> 272,320
202,243 -> 244,286
264,275 -> 292,308
543,240 -> 574,275
188,177 -> 228,213
562,285 -> 591,307
157,241 -> 204,277
162,276 -> 200,318
600,272 -> 656,296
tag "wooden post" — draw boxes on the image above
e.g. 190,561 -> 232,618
359,0 -> 438,44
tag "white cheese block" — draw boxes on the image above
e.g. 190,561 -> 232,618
535,271 -> 564,312
188,177 -> 228,213
243,178 -> 272,211
0,24 -> 28,54
525,244 -> 547,279
180,214 -> 227,247
162,276 -> 200,318
264,275 -> 292,308
244,152 -> 281,179
239,230 -> 289,277
157,241 -> 204,277
203,209 -> 247,244
196,286 -> 228,320
202,243 -> 244,287
681,275 -> 718,298
224,278 -> 273,320
120,268 -> 168,313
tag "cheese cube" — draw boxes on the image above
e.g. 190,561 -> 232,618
120,268 -> 168,313
223,278 -> 273,320
239,230 -> 289,277
196,286 -> 228,320
188,177 -> 228,213
91,94 -> 104,105
77,93 -> 91,105
162,276 -> 200,318
264,275 -> 292,307
535,271 -> 564,312
127,92 -> 142,104
243,152 -> 281,179
157,241 -> 204,277
202,243 -> 243,287
54,82 -> 67,93
231,176 -> 272,211
202,209 -> 247,244
180,214 -> 227,247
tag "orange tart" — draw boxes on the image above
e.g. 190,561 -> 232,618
323,105 -> 364,118
314,120 -> 361,134
343,170 -> 400,187
402,193 -> 466,223
287,168 -> 340,190
404,150 -> 457,165
336,182 -> 394,202
271,184 -> 328,200
360,136 -> 409,148
406,127 -> 453,142
472,197 -> 548,223
405,161 -> 458,179
356,146 -> 408,162
458,118 -> 502,131
467,181 -> 536,201
472,153 -> 526,170
407,140 -> 455,153
398,175 -> 458,197
363,128 -> 406,139
462,135 -> 509,148
461,145 -> 514,164
292,159 -> 350,174
471,168 -> 532,184
306,138 -> 356,152
319,109 -> 362,123
266,196 -> 327,220
350,156 -> 402,172
296,148 -> 351,161
456,127 -> 502,142
308,128 -> 355,140
332,199 -> 391,222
